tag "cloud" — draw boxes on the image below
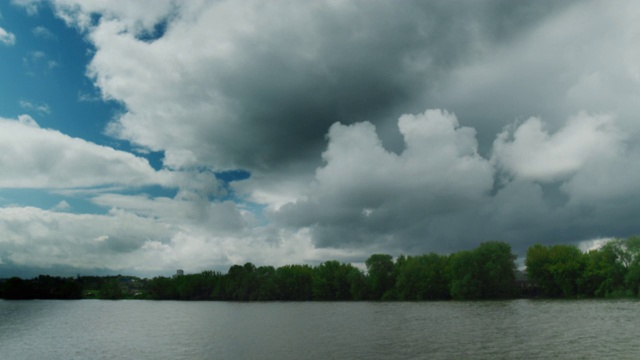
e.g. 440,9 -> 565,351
19,100 -> 52,115
0,201 -> 360,277
4,0 -> 640,276
32,26 -> 57,40
90,193 -> 251,234
51,200 -> 70,212
273,108 -> 640,256
52,0 -> 176,29
491,113 -> 623,182
0,206 -> 173,274
275,110 -> 494,253
17,114 -> 39,127
22,51 -> 59,75
429,0 -> 640,150
0,115 -> 171,189
11,0 -> 41,16
55,0 -> 577,223
0,26 -> 16,46
60,0 -> 569,175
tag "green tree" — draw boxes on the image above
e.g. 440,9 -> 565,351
548,245 -> 584,297
450,242 -> 516,300
146,276 -> 179,300
395,254 -> 450,300
222,263 -> 259,300
475,241 -> 517,299
275,264 -> 314,300
525,244 -> 584,297
580,244 -> 626,297
365,254 -> 395,300
1,277 -> 36,299
620,236 -> 640,295
449,250 -> 480,300
99,278 -> 124,300
254,266 -> 278,301
175,272 -> 222,300
312,261 -> 353,300
346,266 -> 369,300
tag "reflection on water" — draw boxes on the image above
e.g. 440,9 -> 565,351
1,299 -> 639,359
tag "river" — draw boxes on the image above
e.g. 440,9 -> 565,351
1,299 -> 638,359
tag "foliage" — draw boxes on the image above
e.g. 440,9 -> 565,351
365,254 -> 395,300
312,261 -> 354,300
525,237 -> 640,298
394,253 -> 450,300
580,244 -> 625,297
449,242 -> 517,300
274,264 -> 314,301
99,279 -> 124,300
0,275 -> 81,300
7,237 -> 640,301
525,244 -> 584,297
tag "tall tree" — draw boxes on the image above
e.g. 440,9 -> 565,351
450,241 -> 516,300
312,261 -> 352,300
275,264 -> 314,300
526,244 -> 584,297
395,253 -> 450,300
580,245 -> 626,297
449,250 -> 480,300
622,236 -> 640,295
365,254 -> 395,300
475,241 -> 517,299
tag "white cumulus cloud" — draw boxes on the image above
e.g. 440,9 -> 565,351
0,206 -> 173,273
276,109 -> 494,252
492,113 -> 623,182
0,115 -> 171,188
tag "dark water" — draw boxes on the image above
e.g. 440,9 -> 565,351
1,299 -> 639,359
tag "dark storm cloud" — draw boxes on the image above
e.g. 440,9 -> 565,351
97,0 -> 574,172
215,0 -> 581,170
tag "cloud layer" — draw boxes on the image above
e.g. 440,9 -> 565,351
2,0 -> 640,276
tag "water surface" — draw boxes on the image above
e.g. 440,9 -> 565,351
1,299 -> 638,359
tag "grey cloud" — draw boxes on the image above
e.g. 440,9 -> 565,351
429,0 -> 640,155
88,0 -> 571,173
274,110 -> 494,252
91,193 -> 251,234
274,108 -> 640,258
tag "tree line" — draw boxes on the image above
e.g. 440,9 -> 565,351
2,237 -> 640,301
525,237 -> 640,298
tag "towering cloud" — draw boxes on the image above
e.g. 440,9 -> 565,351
275,110 -> 494,253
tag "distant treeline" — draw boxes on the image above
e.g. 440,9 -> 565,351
2,238 -> 640,301
525,237 -> 640,298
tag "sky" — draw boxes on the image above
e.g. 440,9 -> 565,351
1,0 -> 640,278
